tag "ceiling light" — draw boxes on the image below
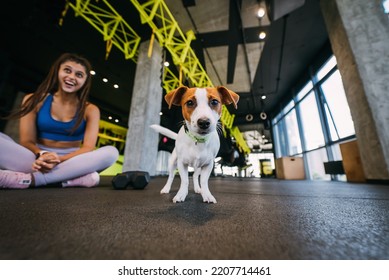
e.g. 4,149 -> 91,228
164,61 -> 170,67
113,84 -> 119,89
257,7 -> 266,18
115,119 -> 119,123
108,116 -> 113,120
261,95 -> 266,100
90,70 -> 96,75
102,78 -> 108,83
159,112 -> 163,115
259,32 -> 266,40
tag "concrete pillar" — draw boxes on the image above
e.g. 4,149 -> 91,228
122,40 -> 163,176
320,0 -> 389,181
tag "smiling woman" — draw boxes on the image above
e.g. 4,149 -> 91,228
0,53 -> 119,189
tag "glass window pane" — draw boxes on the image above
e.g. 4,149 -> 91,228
383,0 -> 389,14
273,114 -> 278,124
298,92 -> 325,150
284,109 -> 302,155
330,143 -> 342,161
305,148 -> 331,180
273,121 -> 286,158
329,144 -> 347,182
272,111 -> 282,125
296,81 -> 313,101
321,70 -> 355,140
324,105 -> 339,141
283,100 -> 295,114
317,55 -> 337,80
273,123 -> 281,158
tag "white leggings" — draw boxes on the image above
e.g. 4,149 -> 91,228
0,132 -> 119,186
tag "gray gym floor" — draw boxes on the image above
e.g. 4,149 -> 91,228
0,176 -> 388,260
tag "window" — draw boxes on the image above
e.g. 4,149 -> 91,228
271,54 -> 356,181
284,109 -> 302,155
296,81 -> 313,101
320,70 -> 355,140
273,122 -> 283,158
383,0 -> 389,14
317,56 -> 337,80
298,92 -> 325,150
305,148 -> 330,180
283,100 -> 294,114
272,112 -> 285,158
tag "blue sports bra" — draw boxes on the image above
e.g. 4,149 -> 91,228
36,94 -> 86,141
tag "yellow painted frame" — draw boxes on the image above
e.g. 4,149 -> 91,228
66,0 -> 141,61
130,0 -> 212,88
129,0 -> 250,154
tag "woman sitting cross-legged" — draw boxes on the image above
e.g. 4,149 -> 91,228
0,53 -> 119,189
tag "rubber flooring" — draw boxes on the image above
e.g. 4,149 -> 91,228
0,176 -> 388,260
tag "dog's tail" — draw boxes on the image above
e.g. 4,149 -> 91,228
150,124 -> 178,140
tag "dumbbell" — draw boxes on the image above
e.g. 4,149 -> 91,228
112,171 -> 150,190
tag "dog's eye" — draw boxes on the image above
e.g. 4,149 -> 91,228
210,99 -> 220,106
186,100 -> 195,107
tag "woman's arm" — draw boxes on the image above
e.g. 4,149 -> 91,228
19,93 -> 41,155
19,93 -> 60,172
58,103 -> 100,162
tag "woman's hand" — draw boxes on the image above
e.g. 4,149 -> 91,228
32,152 -> 60,173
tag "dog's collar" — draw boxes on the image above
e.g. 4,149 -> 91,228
184,123 -> 210,144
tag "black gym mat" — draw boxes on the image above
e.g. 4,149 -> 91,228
0,176 -> 388,260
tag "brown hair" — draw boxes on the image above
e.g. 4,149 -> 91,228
8,53 -> 93,132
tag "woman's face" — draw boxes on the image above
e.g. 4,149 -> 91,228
58,60 -> 88,94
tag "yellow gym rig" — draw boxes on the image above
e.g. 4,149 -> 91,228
62,0 -> 141,61
62,0 -> 250,154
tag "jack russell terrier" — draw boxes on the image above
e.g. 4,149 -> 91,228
151,86 -> 239,203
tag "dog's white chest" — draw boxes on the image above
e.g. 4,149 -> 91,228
183,145 -> 214,167
176,128 -> 219,168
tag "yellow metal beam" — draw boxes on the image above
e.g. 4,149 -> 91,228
66,0 -> 141,61
221,106 -> 236,130
231,127 -> 251,154
162,67 -> 181,93
129,0 -> 250,154
221,106 -> 250,154
129,0 -> 212,88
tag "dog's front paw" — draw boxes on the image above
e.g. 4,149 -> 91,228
173,191 -> 188,203
201,191 -> 217,204
160,185 -> 170,194
194,185 -> 201,194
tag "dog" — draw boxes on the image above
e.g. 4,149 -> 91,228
151,86 -> 239,203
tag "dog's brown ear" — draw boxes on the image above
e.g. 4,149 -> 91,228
165,86 -> 189,108
217,86 -> 240,109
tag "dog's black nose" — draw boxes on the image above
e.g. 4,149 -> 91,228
197,118 -> 211,129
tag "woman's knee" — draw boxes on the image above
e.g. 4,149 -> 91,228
0,132 -> 14,141
98,145 -> 119,165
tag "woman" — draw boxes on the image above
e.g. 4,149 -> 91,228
0,53 -> 119,189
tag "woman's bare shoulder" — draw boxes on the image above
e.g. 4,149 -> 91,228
22,92 -> 49,102
85,102 -> 100,118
